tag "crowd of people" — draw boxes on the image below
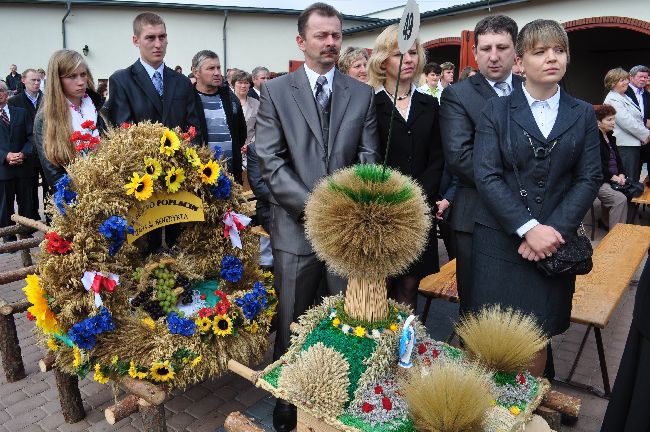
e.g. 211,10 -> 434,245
1,2 -> 650,431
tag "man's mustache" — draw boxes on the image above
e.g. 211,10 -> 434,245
320,47 -> 339,55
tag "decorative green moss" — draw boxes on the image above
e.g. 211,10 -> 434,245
333,301 -> 401,330
301,319 -> 377,401
263,364 -> 283,388
354,164 -> 391,183
338,413 -> 414,432
327,182 -> 413,205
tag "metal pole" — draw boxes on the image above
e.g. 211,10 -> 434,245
223,10 -> 229,70
62,1 -> 72,49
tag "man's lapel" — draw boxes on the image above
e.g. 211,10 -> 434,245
162,66 -> 178,124
130,60 -> 163,117
290,67 -> 324,150
471,72 -> 498,101
509,87 -> 547,144
327,69 -> 351,156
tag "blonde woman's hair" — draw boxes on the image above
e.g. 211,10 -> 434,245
515,19 -> 570,61
367,24 -> 425,89
338,47 -> 369,75
604,67 -> 630,90
43,49 -> 94,167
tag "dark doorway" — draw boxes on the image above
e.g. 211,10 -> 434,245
425,45 -> 460,77
564,27 -> 650,104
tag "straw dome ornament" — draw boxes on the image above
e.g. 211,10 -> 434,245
305,164 -> 431,321
24,122 -> 276,389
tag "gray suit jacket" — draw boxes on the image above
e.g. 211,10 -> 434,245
256,67 -> 380,255
440,73 -> 524,233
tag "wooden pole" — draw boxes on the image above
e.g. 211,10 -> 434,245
344,277 -> 388,322
0,224 -> 33,238
0,265 -> 38,285
227,359 -> 260,384
224,411 -> 265,432
54,367 -> 85,423
10,214 -> 50,233
541,390 -> 581,419
0,300 -> 30,316
138,399 -> 167,432
105,394 -> 140,425
0,237 -> 41,254
0,312 -> 25,382
39,354 -> 56,372
116,376 -> 167,406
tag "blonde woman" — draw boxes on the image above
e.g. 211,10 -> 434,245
338,47 -> 369,83
367,24 -> 444,310
34,50 -> 105,188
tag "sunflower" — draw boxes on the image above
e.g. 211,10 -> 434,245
124,172 -> 154,201
245,321 -> 259,334
94,363 -> 110,384
199,160 -> 220,185
73,347 -> 82,368
195,317 -> 212,333
185,148 -> 201,167
141,317 -> 156,330
191,355 -> 203,367
22,275 -> 58,334
128,361 -> 148,379
143,157 -> 162,179
165,167 -> 186,193
150,360 -> 175,382
47,337 -> 58,352
160,129 -> 181,156
213,314 -> 233,336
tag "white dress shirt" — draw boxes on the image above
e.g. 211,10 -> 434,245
1,105 -> 10,122
303,64 -> 335,99
628,84 -> 645,115
139,58 -> 165,87
516,85 -> 561,238
485,73 -> 514,97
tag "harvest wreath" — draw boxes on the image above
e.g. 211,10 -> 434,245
24,122 -> 276,389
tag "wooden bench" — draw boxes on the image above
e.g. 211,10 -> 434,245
418,223 -> 650,398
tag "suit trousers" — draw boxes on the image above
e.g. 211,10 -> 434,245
0,177 -> 37,231
618,146 -> 642,183
454,230 -> 473,317
597,183 -> 628,229
272,249 -> 347,360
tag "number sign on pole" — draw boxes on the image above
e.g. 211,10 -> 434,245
398,0 -> 421,54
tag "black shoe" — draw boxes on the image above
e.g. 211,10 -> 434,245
273,399 -> 297,432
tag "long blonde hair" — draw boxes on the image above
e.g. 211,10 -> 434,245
43,50 -> 95,167
367,24 -> 425,89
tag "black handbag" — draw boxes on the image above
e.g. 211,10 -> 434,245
610,178 -> 644,199
504,109 -> 593,277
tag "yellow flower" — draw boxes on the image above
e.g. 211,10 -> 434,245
354,326 -> 366,337
191,355 -> 203,367
198,160 -> 220,185
509,406 -> 521,416
128,361 -> 147,379
213,314 -> 233,336
245,321 -> 259,334
94,363 -> 110,384
143,157 -> 162,179
165,167 -> 185,193
141,317 -> 156,330
47,337 -> 58,352
23,275 -> 58,334
111,355 -> 119,365
73,347 -> 82,368
195,317 -> 212,333
389,323 -> 398,332
332,318 -> 341,327
185,147 -> 201,167
124,172 -> 154,201
160,129 -> 181,156
150,360 -> 175,382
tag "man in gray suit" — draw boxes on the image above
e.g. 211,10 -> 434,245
440,15 -> 521,317
256,3 -> 379,430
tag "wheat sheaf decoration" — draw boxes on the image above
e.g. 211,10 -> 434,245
455,306 -> 549,373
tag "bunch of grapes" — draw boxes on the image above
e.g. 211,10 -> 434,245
152,265 -> 179,315
177,276 -> 194,305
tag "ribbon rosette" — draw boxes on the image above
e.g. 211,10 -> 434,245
81,271 -> 120,308
223,210 -> 251,249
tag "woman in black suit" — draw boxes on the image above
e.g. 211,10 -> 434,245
473,20 -> 601,375
367,24 -> 444,310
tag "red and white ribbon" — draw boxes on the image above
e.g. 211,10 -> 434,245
223,210 -> 251,249
81,271 -> 120,308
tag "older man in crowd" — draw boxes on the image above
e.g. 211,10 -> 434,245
248,66 -> 269,100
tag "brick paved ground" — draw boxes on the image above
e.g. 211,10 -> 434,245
0,202 -> 644,431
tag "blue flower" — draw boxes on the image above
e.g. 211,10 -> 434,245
220,255 -> 243,283
53,175 -> 77,215
234,282 -> 270,321
210,172 -> 232,199
99,216 -> 134,256
166,312 -> 196,336
213,145 -> 222,160
94,308 -> 115,333
68,322 -> 97,350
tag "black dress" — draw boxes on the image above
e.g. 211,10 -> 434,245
601,258 -> 650,431
374,89 -> 444,279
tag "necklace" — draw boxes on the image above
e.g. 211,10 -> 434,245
386,86 -> 412,101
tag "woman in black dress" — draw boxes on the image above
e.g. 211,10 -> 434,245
473,20 -> 601,375
367,24 -> 444,310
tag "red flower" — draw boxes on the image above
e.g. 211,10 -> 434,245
80,120 -> 96,130
200,294 -> 206,300
69,131 -> 82,143
198,307 -> 213,318
423,358 -> 431,367
182,133 -> 190,142
26,312 -> 36,321
382,397 -> 392,411
517,373 -> 526,385
374,385 -> 383,394
431,349 -> 440,358
418,343 -> 426,355
45,231 -> 71,254
215,302 -> 229,315
188,126 -> 197,138
120,122 -> 132,129
362,402 -> 374,413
